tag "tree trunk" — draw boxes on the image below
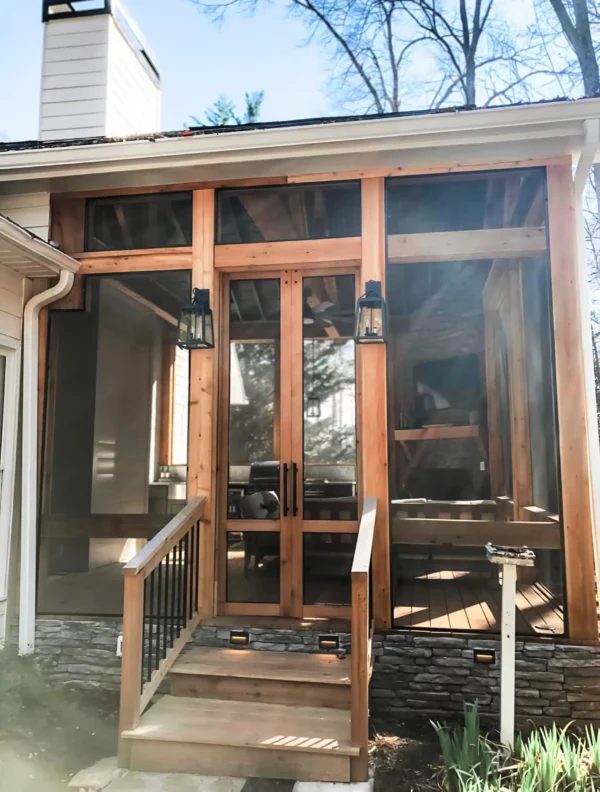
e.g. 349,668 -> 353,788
465,58 -> 476,105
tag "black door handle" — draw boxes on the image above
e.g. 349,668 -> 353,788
292,462 -> 299,517
282,462 -> 289,517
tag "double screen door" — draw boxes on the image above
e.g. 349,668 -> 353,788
218,268 -> 360,617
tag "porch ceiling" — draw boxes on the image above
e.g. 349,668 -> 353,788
0,213 -> 80,278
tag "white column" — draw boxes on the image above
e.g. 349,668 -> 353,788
500,563 -> 517,749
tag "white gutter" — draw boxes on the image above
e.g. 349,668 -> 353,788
19,269 -> 75,655
573,118 -> 600,593
2,97 -> 600,182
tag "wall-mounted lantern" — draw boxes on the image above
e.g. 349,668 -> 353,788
355,280 -> 387,344
306,394 -> 321,418
177,288 -> 214,350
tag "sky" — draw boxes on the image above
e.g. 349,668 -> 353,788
0,0 -> 332,141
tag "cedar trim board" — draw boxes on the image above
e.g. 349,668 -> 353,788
76,248 -> 193,273
215,237 -> 361,269
390,517 -> 561,549
52,156 -> 571,201
170,646 -> 351,686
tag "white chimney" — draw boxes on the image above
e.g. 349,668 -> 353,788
39,0 -> 162,142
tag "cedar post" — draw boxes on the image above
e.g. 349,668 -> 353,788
546,164 -> 597,640
189,189 -> 218,618
359,178 -> 392,629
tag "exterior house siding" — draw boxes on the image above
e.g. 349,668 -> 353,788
0,193 -> 51,242
0,263 -> 26,340
39,16 -> 109,141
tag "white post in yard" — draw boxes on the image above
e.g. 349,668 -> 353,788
486,543 -> 536,751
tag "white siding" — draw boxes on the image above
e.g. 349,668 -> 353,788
105,15 -> 161,138
39,15 -> 109,141
0,264 -> 25,341
0,193 -> 50,242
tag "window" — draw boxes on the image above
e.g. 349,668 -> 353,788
85,192 -> 193,252
217,182 -> 361,244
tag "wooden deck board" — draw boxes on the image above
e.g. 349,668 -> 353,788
173,647 -> 351,686
122,695 -> 358,756
393,572 -> 564,635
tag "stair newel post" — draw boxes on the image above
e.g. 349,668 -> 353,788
351,566 -> 369,782
118,571 -> 145,768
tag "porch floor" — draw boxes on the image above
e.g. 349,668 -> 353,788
393,571 -> 564,635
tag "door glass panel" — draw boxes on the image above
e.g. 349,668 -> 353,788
228,279 -> 281,520
303,533 -> 356,605
227,531 -> 280,603
302,275 -> 357,521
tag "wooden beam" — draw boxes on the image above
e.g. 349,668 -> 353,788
388,227 -> 546,264
50,196 -> 85,255
215,237 -> 361,269
159,341 -> 176,466
506,262 -> 533,519
189,190 -> 218,618
547,163 -> 598,641
359,178 -> 391,629
104,279 -> 178,326
76,248 -> 192,274
391,517 -> 561,549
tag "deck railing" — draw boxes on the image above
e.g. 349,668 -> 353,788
118,496 -> 206,765
350,496 -> 377,782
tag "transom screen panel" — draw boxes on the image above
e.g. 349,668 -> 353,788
85,192 -> 193,252
216,182 -> 361,244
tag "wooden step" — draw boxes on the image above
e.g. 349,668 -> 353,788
121,694 -> 358,782
169,646 -> 351,709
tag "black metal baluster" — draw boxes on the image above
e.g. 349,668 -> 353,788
176,538 -> 183,636
162,553 -> 169,659
155,558 -> 163,672
189,529 -> 195,620
146,569 -> 155,683
170,546 -> 177,647
182,533 -> 189,627
194,521 -> 200,613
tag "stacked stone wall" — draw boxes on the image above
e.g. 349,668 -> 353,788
15,619 -> 600,725
371,633 -> 600,725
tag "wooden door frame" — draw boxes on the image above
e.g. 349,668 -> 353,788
215,265 -> 360,619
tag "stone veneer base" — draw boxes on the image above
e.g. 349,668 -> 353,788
17,619 -> 600,725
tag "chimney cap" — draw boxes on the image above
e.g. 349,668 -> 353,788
42,1 -> 111,23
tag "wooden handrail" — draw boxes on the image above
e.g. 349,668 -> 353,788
118,496 -> 205,768
123,496 -> 205,577
350,496 -> 377,783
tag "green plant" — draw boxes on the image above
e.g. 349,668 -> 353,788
433,702 -> 500,792
585,725 -> 600,774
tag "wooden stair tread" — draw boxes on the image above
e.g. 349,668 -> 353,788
171,647 -> 351,686
121,695 -> 359,756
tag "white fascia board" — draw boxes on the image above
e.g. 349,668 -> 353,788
2,98 -> 600,182
0,215 -> 80,275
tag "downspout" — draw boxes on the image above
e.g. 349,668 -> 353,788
573,117 -> 600,594
19,269 -> 75,655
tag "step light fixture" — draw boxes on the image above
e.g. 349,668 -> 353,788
318,634 -> 340,652
230,629 -> 249,647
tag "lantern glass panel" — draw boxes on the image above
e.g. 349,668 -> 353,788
306,395 -> 321,418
